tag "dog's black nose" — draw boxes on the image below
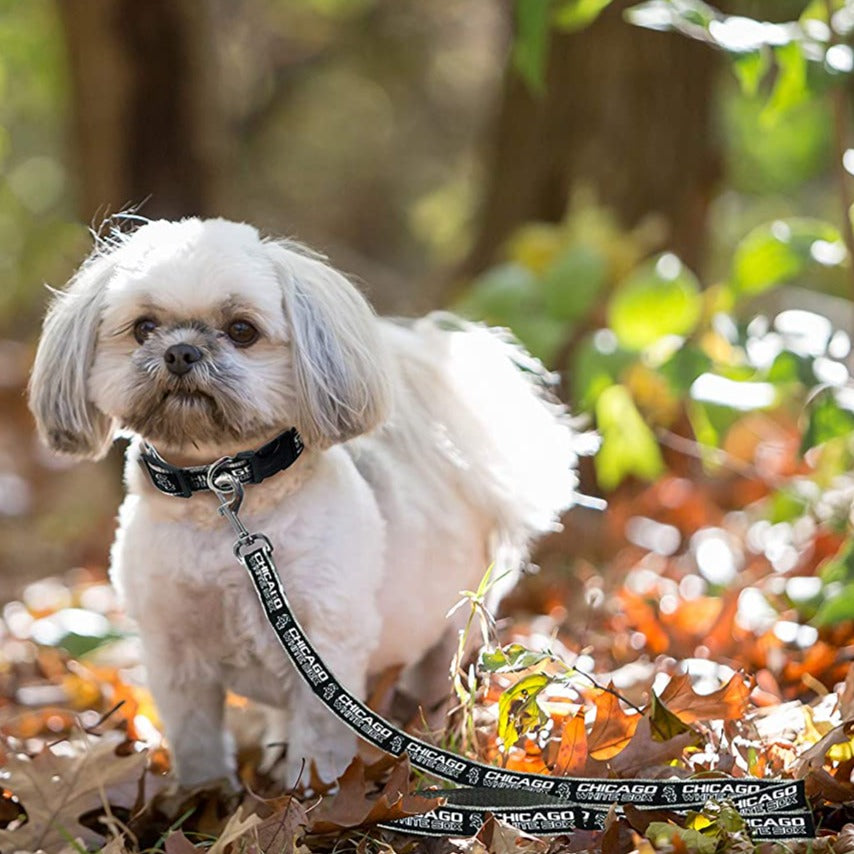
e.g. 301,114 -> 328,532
164,343 -> 203,376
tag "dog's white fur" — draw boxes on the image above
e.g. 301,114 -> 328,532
29,218 -> 581,787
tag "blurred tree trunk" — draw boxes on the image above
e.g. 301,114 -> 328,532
460,0 -> 722,278
58,0 -> 227,222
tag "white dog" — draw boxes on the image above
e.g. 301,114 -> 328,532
28,218 -> 582,788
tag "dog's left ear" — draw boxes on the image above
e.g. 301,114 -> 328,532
265,241 -> 391,448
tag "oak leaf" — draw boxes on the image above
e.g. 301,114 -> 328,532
307,756 -> 441,833
554,710 -> 588,775
608,717 -> 700,776
658,672 -> 750,723
0,738 -> 147,852
587,686 -> 639,761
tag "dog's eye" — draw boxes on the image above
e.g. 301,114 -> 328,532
133,318 -> 159,344
226,320 -> 259,347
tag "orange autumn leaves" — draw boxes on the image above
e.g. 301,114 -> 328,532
479,647 -> 750,779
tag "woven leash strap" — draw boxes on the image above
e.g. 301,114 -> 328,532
231,535 -> 815,842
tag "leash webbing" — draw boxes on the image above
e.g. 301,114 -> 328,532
232,535 -> 815,842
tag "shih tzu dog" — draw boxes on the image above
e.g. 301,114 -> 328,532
28,217 -> 583,789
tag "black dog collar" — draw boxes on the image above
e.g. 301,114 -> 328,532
139,428 -> 304,498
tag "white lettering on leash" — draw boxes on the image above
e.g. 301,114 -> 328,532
284,627 -> 329,685
246,551 -> 283,611
406,742 -> 467,777
482,770 -> 556,793
333,694 -> 393,741
575,782 -> 659,803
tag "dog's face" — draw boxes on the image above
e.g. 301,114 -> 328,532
29,218 -> 390,458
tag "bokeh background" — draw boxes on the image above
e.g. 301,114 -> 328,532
1,0 -> 853,618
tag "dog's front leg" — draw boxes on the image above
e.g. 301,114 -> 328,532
278,607 -> 375,788
143,642 -> 236,788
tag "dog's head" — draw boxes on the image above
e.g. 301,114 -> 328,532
28,218 -> 391,458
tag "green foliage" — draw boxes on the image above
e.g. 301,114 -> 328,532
626,0 -> 853,127
0,1 -> 86,331
512,0 -> 616,91
595,384 -> 665,489
497,672 -> 550,749
608,255 -> 702,349
732,219 -> 845,296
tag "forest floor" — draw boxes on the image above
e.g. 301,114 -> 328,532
3,355 -> 854,853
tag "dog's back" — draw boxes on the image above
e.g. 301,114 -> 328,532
349,313 -> 582,673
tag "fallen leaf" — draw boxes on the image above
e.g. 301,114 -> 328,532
250,796 -> 308,853
207,804 -> 265,854
0,738 -> 148,851
587,686 -> 640,760
609,717 -> 700,776
648,693 -> 694,742
308,757 -> 441,833
795,721 -> 854,776
476,814 -> 550,854
554,710 -> 588,775
659,672 -> 751,723
164,830 -> 206,853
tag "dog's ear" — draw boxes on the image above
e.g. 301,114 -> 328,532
265,241 -> 391,448
28,252 -> 116,459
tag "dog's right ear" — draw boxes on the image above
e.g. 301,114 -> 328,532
28,252 -> 117,459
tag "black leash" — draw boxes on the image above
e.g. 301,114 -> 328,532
151,447 -> 817,842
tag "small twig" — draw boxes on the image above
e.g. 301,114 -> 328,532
655,427 -> 787,489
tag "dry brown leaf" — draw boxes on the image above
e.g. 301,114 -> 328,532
795,721 -> 854,776
475,814 -> 550,854
250,796 -> 308,853
0,738 -> 148,852
164,829 -> 207,853
308,756 -> 441,833
554,710 -> 588,775
587,686 -> 640,761
207,804 -> 265,854
608,717 -> 699,776
804,767 -> 854,804
840,665 -> 854,720
703,590 -> 740,657
658,672 -> 750,723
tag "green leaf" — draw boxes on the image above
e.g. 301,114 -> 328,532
801,387 -> 854,453
820,537 -> 854,585
553,0 -> 613,32
572,334 -> 635,410
595,384 -> 665,490
732,218 -> 844,296
767,488 -> 810,524
732,49 -> 770,98
607,254 -> 702,350
761,41 -> 808,125
658,346 -> 713,395
513,0 -> 552,94
625,0 -> 718,36
646,823 -> 718,854
480,644 -> 554,673
497,673 -> 550,749
540,244 -> 608,322
649,693 -> 695,742
766,350 -> 817,386
814,581 -> 854,626
458,263 -> 541,323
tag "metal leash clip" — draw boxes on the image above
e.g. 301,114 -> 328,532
206,459 -> 254,548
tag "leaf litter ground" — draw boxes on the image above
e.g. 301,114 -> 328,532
4,415 -> 854,851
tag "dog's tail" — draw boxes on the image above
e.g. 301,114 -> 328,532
390,312 -> 596,571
